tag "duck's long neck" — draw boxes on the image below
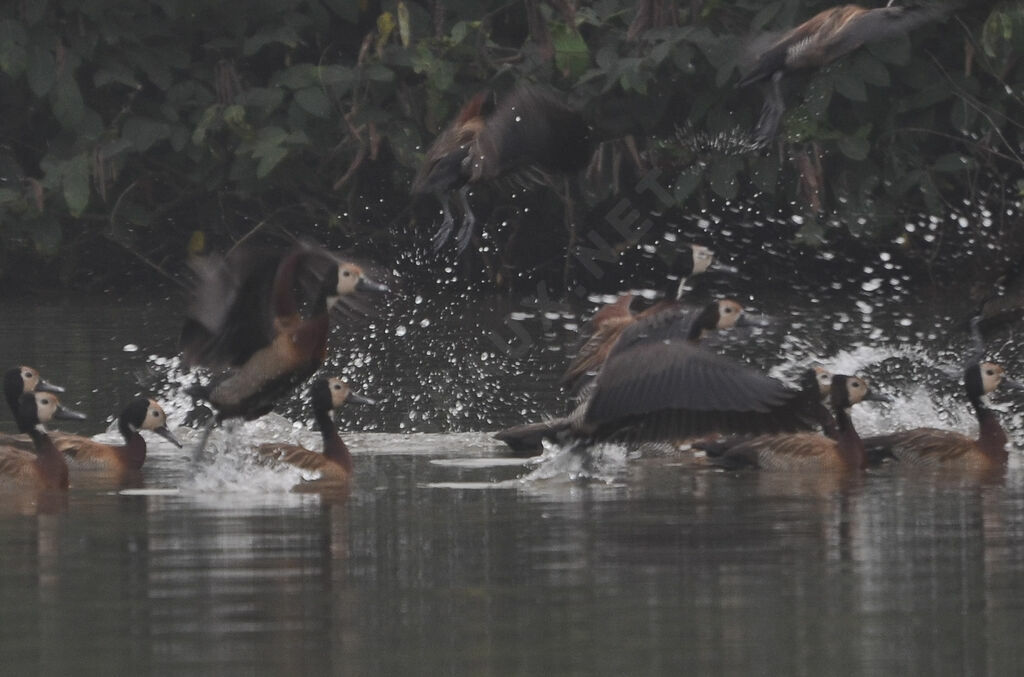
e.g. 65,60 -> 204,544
29,428 -> 69,490
833,405 -> 865,470
315,407 -> 351,472
971,394 -> 1008,462
271,250 -> 303,319
119,420 -> 148,470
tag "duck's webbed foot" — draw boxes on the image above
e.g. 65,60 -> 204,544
453,187 -> 476,254
431,193 -> 456,252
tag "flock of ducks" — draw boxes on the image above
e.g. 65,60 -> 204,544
413,2 -> 956,252
494,245 -> 1022,478
1,2 -> 1014,496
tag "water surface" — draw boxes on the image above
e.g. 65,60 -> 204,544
0,288 -> 1022,675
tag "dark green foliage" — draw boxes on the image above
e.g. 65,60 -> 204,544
0,1 -> 1019,291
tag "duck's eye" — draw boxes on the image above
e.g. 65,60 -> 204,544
986,369 -> 996,376
333,383 -> 343,390
342,270 -> 352,277
152,410 -> 160,418
40,398 -> 49,405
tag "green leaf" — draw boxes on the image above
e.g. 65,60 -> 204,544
750,156 -> 779,194
363,63 -> 394,82
273,64 -> 318,90
123,116 -> 171,152
28,216 -> 62,255
94,60 -> 140,88
26,43 -> 55,97
323,0 -> 359,23
244,26 -> 302,56
673,166 -> 703,203
851,53 -> 889,87
708,157 -> 741,201
397,2 -> 411,47
838,134 -> 870,161
51,70 -> 85,130
256,146 -> 288,178
450,21 -> 469,45
866,34 -> 911,65
192,105 -> 221,145
62,153 -> 91,216
295,87 -> 332,118
933,153 -> 972,173
833,70 -> 867,101
0,20 -> 28,77
242,87 -> 286,112
552,24 -> 589,79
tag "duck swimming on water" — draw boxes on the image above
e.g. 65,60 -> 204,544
863,319 -> 1023,472
257,378 -> 375,488
413,85 -> 591,253
1,366 -> 68,448
696,374 -> 889,471
56,398 -> 181,474
739,2 -> 947,145
180,242 -> 387,456
3,366 -> 64,419
0,391 -> 87,491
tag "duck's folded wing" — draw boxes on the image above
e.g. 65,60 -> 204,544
258,443 -> 328,472
0,447 -> 40,483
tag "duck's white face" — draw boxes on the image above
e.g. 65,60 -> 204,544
141,400 -> 169,432
715,300 -> 744,329
327,378 -> 352,408
32,391 -> 60,425
335,262 -> 365,296
690,245 -> 715,276
979,362 -> 1005,395
815,366 -> 832,397
845,377 -> 871,405
20,367 -> 40,392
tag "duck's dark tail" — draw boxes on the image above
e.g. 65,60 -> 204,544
494,418 -> 571,456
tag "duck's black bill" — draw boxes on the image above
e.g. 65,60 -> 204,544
357,277 -> 390,294
54,404 -> 87,421
347,391 -> 377,406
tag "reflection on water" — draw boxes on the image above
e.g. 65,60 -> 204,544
0,291 -> 1023,674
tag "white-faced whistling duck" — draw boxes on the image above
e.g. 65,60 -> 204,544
862,330 -> 1023,472
181,243 -> 387,457
55,398 -> 181,473
697,374 -> 890,472
1,366 -> 66,447
560,245 -> 739,391
3,366 -> 64,418
0,391 -> 87,490
412,85 -> 591,253
495,306 -> 814,455
738,3 -> 946,146
257,378 -> 375,486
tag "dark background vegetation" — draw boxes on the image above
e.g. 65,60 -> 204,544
0,0 -> 1020,307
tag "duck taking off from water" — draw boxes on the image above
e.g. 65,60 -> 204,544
697,374 -> 890,472
561,245 -> 740,392
412,85 -> 591,253
180,242 -> 387,457
862,318 -> 1023,472
56,398 -> 181,474
257,378 -> 375,488
739,2 -> 948,146
0,391 -> 87,491
495,304 -> 812,455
